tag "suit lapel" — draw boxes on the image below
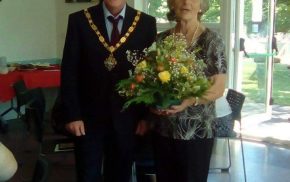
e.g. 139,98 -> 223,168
121,5 -> 136,37
89,4 -> 110,43
88,4 -> 137,45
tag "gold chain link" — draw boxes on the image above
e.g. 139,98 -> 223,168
84,9 -> 141,54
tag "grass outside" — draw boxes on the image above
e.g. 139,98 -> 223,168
242,59 -> 290,106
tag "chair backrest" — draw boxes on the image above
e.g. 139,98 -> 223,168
32,156 -> 50,182
226,89 -> 246,121
13,80 -> 29,109
13,80 -> 46,142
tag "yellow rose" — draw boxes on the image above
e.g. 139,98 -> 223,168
158,71 -> 171,83
136,60 -> 147,70
180,66 -> 188,74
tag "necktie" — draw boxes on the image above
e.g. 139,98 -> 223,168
107,16 -> 122,46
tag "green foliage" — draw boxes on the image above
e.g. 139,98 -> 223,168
240,0 -> 290,33
242,61 -> 290,105
202,0 -> 221,23
147,0 -> 168,22
148,0 -> 290,33
117,35 -> 211,110
276,2 -> 290,33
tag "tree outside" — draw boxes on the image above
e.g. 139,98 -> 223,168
240,0 -> 290,106
147,0 -> 221,23
148,0 -> 290,33
147,0 -> 290,106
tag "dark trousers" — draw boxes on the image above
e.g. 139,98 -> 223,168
153,134 -> 214,182
74,120 -> 135,182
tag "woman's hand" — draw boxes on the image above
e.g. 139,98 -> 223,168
166,98 -> 193,115
150,98 -> 194,116
149,107 -> 168,116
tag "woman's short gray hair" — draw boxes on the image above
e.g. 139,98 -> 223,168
167,0 -> 210,21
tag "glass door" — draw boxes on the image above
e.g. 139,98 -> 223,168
234,0 -> 275,116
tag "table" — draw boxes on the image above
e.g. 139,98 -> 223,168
0,70 -> 60,102
0,69 -> 60,116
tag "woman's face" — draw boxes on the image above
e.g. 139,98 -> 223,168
172,0 -> 201,21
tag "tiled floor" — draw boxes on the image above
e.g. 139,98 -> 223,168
209,139 -> 290,182
2,88 -> 290,181
241,105 -> 290,147
2,119 -> 290,182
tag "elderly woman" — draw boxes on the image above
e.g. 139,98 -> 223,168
151,0 -> 227,181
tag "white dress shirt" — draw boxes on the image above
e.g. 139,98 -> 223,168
102,2 -> 126,42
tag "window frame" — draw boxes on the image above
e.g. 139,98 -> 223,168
137,0 -> 222,31
133,0 -> 235,88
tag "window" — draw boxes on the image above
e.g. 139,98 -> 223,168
147,0 -> 169,23
202,0 -> 221,23
142,0 -> 221,31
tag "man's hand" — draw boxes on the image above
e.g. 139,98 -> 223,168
65,120 -> 86,136
135,120 -> 149,136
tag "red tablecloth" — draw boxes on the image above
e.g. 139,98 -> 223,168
0,70 -> 60,102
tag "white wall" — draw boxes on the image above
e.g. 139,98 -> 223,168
0,0 -> 57,62
0,0 -> 135,63
55,1 -> 97,57
0,0 -> 97,62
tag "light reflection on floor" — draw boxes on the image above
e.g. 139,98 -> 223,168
209,139 -> 290,182
240,104 -> 290,147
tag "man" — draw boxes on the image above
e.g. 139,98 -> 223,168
61,0 -> 156,181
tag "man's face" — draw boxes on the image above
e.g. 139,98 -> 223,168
103,0 -> 127,14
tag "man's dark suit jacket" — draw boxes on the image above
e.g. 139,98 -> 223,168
61,4 -> 156,127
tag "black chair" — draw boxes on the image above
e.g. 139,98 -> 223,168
13,80 -> 34,117
211,89 -> 246,181
13,80 -> 44,117
32,155 -> 50,182
13,80 -> 45,132
13,80 -> 29,118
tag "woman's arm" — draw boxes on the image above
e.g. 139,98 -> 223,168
160,30 -> 227,115
198,73 -> 226,104
166,74 -> 226,114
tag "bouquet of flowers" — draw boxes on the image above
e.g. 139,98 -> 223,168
117,34 -> 211,109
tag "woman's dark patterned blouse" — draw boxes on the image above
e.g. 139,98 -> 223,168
153,28 -> 227,140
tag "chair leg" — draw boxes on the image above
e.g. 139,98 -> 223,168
210,138 -> 231,172
131,162 -> 137,182
0,100 -> 17,117
240,134 -> 247,182
239,120 -> 247,182
221,138 -> 232,172
22,108 -> 32,131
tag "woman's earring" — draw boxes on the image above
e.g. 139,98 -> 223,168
199,9 -> 202,13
